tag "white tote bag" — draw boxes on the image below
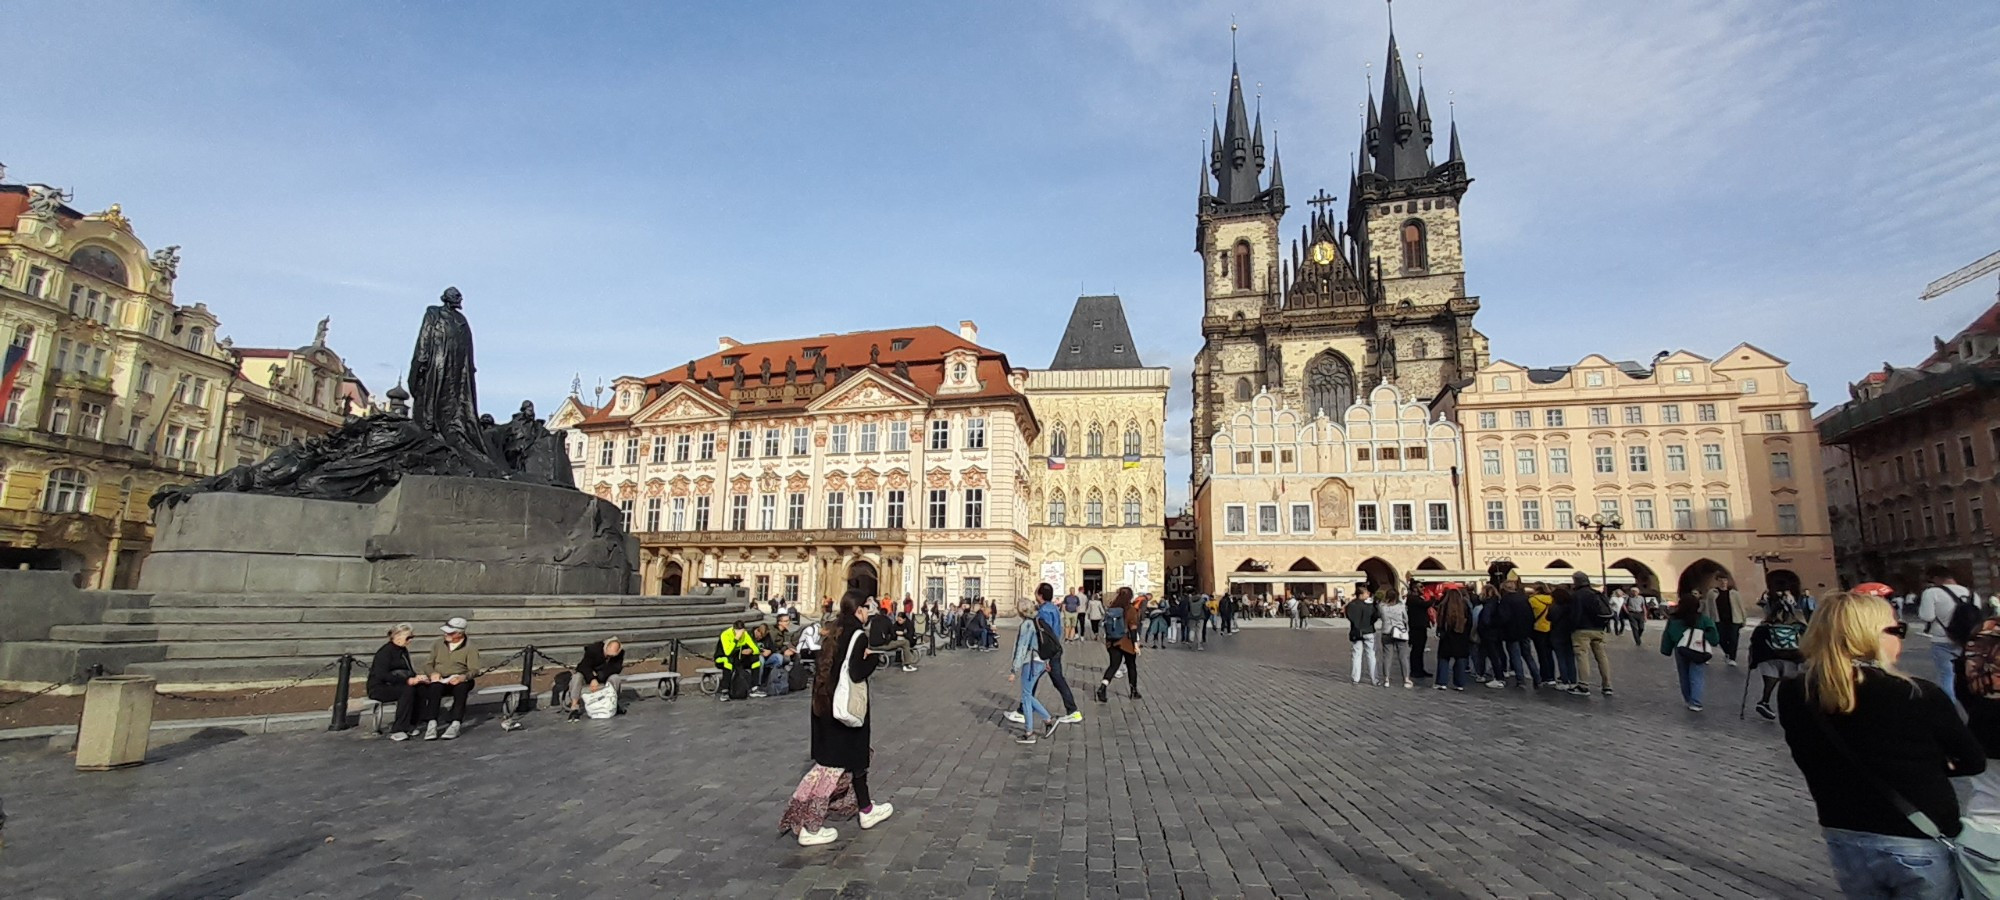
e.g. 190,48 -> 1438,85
581,684 -> 618,719
832,629 -> 869,727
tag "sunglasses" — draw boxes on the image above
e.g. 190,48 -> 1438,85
1882,623 -> 1909,639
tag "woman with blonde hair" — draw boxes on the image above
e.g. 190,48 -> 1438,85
1777,590 -> 1984,899
367,623 -> 422,740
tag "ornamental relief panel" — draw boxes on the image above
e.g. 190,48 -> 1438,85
757,472 -> 780,493
729,475 -> 752,495
962,467 -> 988,489
785,472 -> 811,492
617,481 -> 638,500
885,468 -> 910,490
854,467 -> 880,491
825,470 -> 849,491
669,476 -> 690,496
926,467 -> 953,489
693,475 -> 715,493
644,479 -> 666,498
593,482 -> 612,499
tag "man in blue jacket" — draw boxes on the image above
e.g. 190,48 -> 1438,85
1009,583 -> 1083,725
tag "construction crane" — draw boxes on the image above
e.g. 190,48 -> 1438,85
1920,248 -> 2000,300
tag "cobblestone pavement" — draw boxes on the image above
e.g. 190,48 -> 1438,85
2,626 -> 1845,899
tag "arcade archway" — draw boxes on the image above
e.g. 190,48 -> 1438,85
847,560 -> 879,600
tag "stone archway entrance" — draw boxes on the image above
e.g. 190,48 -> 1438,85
847,560 -> 879,600
662,561 -> 684,596
1610,558 -> 1659,594
1286,558 -> 1325,600
1080,548 -> 1106,598
1677,558 -> 1733,601
1358,557 -> 1398,596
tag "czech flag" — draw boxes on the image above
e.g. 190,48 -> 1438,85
1047,456 -> 1066,471
0,343 -> 27,408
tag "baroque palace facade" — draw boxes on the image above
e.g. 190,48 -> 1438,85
1023,295 -> 1170,599
555,322 -> 1038,607
0,176 -> 361,588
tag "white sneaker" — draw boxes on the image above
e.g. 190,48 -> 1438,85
1004,711 -> 1026,724
797,826 -> 839,846
1403,680 -> 1414,688
859,803 -> 895,829
422,722 -> 439,741
389,731 -> 409,742
441,721 -> 460,740
901,665 -> 918,672
1061,711 -> 1083,723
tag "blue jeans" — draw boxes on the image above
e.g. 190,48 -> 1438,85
1505,640 -> 1541,683
1823,827 -> 1959,900
1445,656 -> 1470,688
1931,639 -> 1959,702
1675,653 -> 1708,705
1018,661 -> 1052,732
1553,631 -> 1578,683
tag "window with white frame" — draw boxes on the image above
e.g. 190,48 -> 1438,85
829,424 -> 849,454
732,431 -> 752,457
671,497 -> 688,530
1290,503 -> 1313,533
886,490 -> 906,528
624,437 -> 640,465
963,488 -> 984,528
787,492 -> 806,529
929,420 -> 950,451
759,494 -> 777,530
1665,444 -> 1687,471
645,497 -> 662,532
1427,501 -> 1451,532
1485,500 -> 1505,530
965,417 -> 986,450
693,496 -> 710,530
962,577 -> 982,601
1593,446 -> 1614,474
618,499 -> 634,529
1513,410 -> 1532,429
598,439 -> 614,466
856,491 -> 875,528
1763,413 -> 1783,431
1599,499 -> 1621,521
1256,503 -> 1279,534
1770,451 -> 1792,479
888,421 -> 908,452
1675,367 -> 1693,383
1671,498 -> 1693,530
1633,498 -> 1656,529
1628,445 -> 1650,473
651,435 -> 668,464
1357,502 -> 1380,533
859,422 -> 878,453
1777,503 -> 1800,534
729,494 -> 749,530
1585,371 -> 1605,387
1047,492 -> 1066,526
1708,497 -> 1731,528
1516,449 -> 1536,475
792,427 -> 810,456
78,402 -> 103,440
674,434 -> 691,462
1123,490 -> 1142,526
48,398 -> 72,434
1545,409 -> 1566,427
698,432 -> 716,460
1588,407 -> 1610,426
1622,405 -> 1643,425
1520,499 -> 1542,530
43,468 -> 89,513
1696,403 -> 1717,422
927,489 -> 948,529
1481,449 -> 1501,475
825,491 -> 846,529
1661,404 -> 1682,424
1391,502 -> 1415,532
1554,499 -> 1575,530
1702,444 -> 1724,472
1549,447 -> 1570,474
1477,412 -> 1497,430
1224,504 -> 1246,534
763,428 -> 781,457
1742,379 -> 1759,394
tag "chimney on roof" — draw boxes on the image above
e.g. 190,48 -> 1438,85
718,336 -> 740,351
959,320 -> 979,342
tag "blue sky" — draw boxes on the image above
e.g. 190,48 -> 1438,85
8,1 -> 1999,508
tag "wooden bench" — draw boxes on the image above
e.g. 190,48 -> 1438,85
347,697 -> 388,734
696,667 -> 725,695
620,671 -> 681,701
478,683 -> 530,730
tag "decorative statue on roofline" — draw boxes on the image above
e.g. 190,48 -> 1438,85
150,287 -> 576,510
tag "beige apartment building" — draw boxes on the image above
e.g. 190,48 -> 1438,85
556,322 -> 1037,607
221,322 -> 369,470
1436,348 -> 1837,597
1196,383 -> 1466,599
1024,295 -> 1169,599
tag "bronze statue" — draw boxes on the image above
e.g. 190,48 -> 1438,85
408,287 -> 488,467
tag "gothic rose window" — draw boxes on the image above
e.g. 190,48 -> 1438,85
1304,350 -> 1356,423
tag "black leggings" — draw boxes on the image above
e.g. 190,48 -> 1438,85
853,770 -> 872,810
1102,646 -> 1138,687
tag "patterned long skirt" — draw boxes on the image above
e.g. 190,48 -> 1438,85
777,764 -> 859,835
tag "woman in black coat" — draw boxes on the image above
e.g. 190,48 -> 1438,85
366,623 -> 421,739
779,591 -> 889,846
1433,587 -> 1474,691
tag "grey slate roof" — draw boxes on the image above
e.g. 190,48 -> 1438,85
1049,295 -> 1145,370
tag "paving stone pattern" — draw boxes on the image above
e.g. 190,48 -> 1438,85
1,627 -> 1844,899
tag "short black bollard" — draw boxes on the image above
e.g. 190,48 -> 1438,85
328,654 -> 354,732
518,645 -> 536,714
667,639 -> 680,676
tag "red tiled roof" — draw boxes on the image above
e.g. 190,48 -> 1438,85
575,325 -> 1027,428
1919,298 -> 2000,366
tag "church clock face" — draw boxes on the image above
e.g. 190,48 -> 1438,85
1309,241 -> 1337,266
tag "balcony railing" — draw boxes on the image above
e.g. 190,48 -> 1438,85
1819,363 -> 2000,444
636,527 -> 908,546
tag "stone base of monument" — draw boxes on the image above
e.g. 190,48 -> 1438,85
141,475 -> 635,596
0,476 -> 757,690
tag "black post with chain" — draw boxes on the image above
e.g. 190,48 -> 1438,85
518,644 -> 536,714
667,638 -> 680,676
328,654 -> 355,732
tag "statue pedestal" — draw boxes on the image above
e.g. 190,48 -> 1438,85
140,476 -> 636,595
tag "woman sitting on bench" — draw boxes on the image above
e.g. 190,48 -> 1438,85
367,623 -> 422,741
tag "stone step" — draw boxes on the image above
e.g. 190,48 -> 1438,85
101,603 -> 731,626
50,609 -> 752,651
142,592 -> 738,609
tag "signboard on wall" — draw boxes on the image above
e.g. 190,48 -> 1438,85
1122,561 -> 1152,593
1039,561 -> 1066,598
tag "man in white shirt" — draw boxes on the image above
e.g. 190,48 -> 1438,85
1917,565 -> 1980,698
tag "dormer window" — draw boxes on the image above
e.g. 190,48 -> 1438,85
1092,320 -> 1103,329
1586,372 -> 1605,387
720,355 -> 742,368
953,362 -> 969,381
70,245 -> 128,286
1070,345 -> 1081,355
1492,375 -> 1513,392
890,338 -> 911,351
1112,344 -> 1124,353
1674,367 -> 1693,383
801,347 -> 824,359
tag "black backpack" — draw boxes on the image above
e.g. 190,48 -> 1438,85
1944,586 -> 1982,645
1033,617 -> 1063,660
1581,589 -> 1616,629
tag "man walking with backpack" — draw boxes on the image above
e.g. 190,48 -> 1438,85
1010,583 -> 1082,725
1566,572 -> 1616,697
1920,565 -> 1984,699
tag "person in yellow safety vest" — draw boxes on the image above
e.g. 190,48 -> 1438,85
717,620 -> 764,701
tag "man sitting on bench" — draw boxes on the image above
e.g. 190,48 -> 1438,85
416,617 -> 479,741
566,636 -> 625,721
867,600 -> 919,672
716,621 -> 763,701
760,616 -> 798,696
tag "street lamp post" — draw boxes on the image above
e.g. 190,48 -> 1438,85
1578,513 -> 1624,587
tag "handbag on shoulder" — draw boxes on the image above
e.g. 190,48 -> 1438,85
833,630 -> 870,727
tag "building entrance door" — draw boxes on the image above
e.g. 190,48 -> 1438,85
1082,569 -> 1104,598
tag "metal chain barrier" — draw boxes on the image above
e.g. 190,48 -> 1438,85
0,679 -> 72,710
471,648 -> 527,680
156,655 -> 349,704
